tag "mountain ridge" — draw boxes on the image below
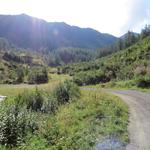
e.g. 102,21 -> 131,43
0,14 -> 117,50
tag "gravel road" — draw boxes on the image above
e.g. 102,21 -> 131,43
111,90 -> 150,150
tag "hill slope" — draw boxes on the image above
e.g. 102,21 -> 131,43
60,36 -> 150,86
0,50 -> 48,84
0,14 -> 117,50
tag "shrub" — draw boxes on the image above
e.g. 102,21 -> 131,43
53,80 -> 80,104
16,67 -> 24,83
15,89 -> 58,113
28,67 -> 48,84
15,89 -> 45,112
73,70 -> 107,86
0,102 -> 38,148
136,73 -> 150,88
41,95 -> 58,114
0,81 -> 81,148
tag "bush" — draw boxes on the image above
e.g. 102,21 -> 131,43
28,67 -> 48,84
40,91 -> 128,149
15,89 -> 45,112
15,89 -> 58,113
5,80 -> 80,115
41,95 -> 58,114
0,102 -> 38,148
16,67 -> 24,83
0,80 -> 81,148
73,70 -> 107,86
136,73 -> 150,88
53,80 -> 80,104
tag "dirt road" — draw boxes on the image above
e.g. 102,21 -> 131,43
111,90 -> 150,150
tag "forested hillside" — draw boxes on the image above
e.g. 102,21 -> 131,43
60,35 -> 150,87
96,31 -> 140,58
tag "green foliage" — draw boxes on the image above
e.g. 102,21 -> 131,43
0,80 -> 81,148
73,70 -> 107,86
3,80 -> 79,115
141,24 -> 150,39
3,52 -> 22,63
136,73 -> 150,88
40,91 -> 128,149
53,80 -> 80,104
101,80 -> 136,89
17,135 -> 49,150
16,67 -> 25,83
0,59 -> 48,84
0,101 -> 38,148
14,89 -> 58,113
28,67 -> 48,84
45,47 -> 95,66
96,31 -> 139,59
0,49 -> 49,84
123,31 -> 139,48
0,81 -> 128,149
16,89 -> 45,112
60,36 -> 150,87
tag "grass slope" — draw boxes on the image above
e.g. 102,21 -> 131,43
60,36 -> 150,88
46,90 -> 128,149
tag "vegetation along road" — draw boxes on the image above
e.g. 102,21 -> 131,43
0,95 -> 6,101
110,90 -> 150,150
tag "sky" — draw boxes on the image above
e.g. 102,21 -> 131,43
0,0 -> 150,37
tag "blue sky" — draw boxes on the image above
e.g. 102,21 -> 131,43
0,0 -> 150,37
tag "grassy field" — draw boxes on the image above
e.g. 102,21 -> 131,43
12,90 -> 128,150
0,73 -> 71,96
0,74 -> 129,149
80,80 -> 150,94
41,90 -> 128,149
99,80 -> 150,93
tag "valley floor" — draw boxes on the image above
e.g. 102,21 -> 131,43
0,73 -> 70,96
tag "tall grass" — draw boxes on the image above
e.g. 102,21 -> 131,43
0,82 -> 128,149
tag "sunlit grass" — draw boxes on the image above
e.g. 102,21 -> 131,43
0,74 -> 71,96
40,90 -> 129,149
0,77 -> 129,149
98,80 -> 150,93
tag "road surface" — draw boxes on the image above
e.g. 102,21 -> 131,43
110,90 -> 150,150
